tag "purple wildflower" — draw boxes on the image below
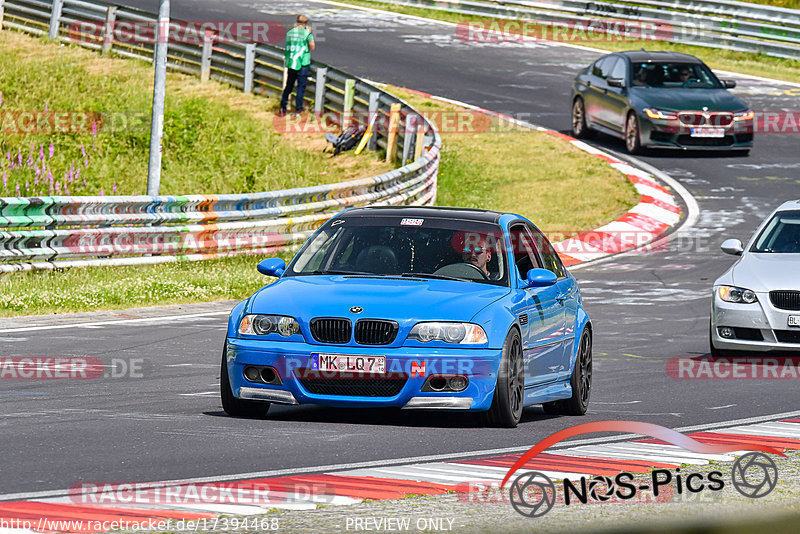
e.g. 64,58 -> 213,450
55,182 -> 60,194
112,183 -> 117,194
17,152 -> 22,166
80,143 -> 86,157
49,143 -> 54,159
2,170 -> 6,189
39,145 -> 44,160
15,184 -> 20,196
99,187 -> 104,196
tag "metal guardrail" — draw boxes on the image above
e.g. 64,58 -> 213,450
371,0 -> 800,59
0,0 -> 441,272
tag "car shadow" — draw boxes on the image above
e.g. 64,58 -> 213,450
204,406 -> 560,428
556,129 -> 750,159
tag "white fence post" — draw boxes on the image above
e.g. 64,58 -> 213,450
0,0 -> 5,31
314,67 -> 327,113
402,114 -> 415,163
243,43 -> 255,93
367,91 -> 380,150
48,0 -> 64,40
200,30 -> 213,83
102,6 -> 117,53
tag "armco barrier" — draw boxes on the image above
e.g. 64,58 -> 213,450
370,0 -> 800,60
0,0 -> 441,272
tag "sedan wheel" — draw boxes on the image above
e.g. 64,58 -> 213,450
482,329 -> 524,427
572,98 -> 592,139
625,113 -> 642,154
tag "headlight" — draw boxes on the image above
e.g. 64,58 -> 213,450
408,322 -> 488,344
718,286 -> 758,304
734,110 -> 754,121
239,314 -> 300,337
644,108 -> 678,120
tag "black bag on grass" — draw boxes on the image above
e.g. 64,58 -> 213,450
325,125 -> 366,156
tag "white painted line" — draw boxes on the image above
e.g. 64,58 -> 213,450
0,311 -> 230,334
597,442 -> 737,462
178,391 -> 218,397
628,203 -> 681,225
558,446 -> 707,465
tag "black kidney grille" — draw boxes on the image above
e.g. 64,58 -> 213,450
770,291 -> 800,311
296,370 -> 407,397
354,320 -> 399,345
309,318 -> 351,343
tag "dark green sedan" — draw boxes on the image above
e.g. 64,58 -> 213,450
571,50 -> 753,154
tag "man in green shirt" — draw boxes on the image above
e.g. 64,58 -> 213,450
280,14 -> 315,114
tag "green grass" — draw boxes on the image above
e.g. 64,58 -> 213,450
334,0 -> 800,85
0,28 -> 639,317
0,31 -> 390,197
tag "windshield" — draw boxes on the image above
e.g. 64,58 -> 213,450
631,62 -> 722,89
751,210 -> 800,253
286,216 -> 510,286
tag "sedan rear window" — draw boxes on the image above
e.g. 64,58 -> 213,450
751,210 -> 800,253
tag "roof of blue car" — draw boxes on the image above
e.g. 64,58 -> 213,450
339,206 -> 504,223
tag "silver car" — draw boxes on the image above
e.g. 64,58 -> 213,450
711,200 -> 800,355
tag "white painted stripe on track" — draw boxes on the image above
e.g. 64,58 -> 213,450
633,184 -> 675,203
709,424 -> 800,439
0,311 -> 229,334
591,443 -> 737,462
556,446 -> 707,465
628,203 -> 681,225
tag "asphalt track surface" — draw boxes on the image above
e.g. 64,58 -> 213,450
3,0 -> 800,496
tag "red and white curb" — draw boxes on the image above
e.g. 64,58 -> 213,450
383,85 -> 686,268
2,417 -> 799,532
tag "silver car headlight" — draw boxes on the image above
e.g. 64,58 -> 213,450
644,108 -> 678,120
408,322 -> 488,344
239,314 -> 300,337
717,286 -> 758,304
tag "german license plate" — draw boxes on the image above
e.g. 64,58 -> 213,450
312,353 -> 385,373
690,128 -> 725,138
788,316 -> 800,327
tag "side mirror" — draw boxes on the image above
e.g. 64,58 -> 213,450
607,77 -> 624,88
257,257 -> 286,277
723,79 -> 736,89
525,268 -> 558,288
721,239 -> 744,256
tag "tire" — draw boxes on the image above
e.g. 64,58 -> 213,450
625,112 -> 642,154
482,329 -> 525,428
220,345 -> 270,418
542,328 -> 592,416
571,97 -> 592,139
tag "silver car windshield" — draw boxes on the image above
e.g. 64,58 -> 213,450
286,218 -> 510,286
751,210 -> 800,253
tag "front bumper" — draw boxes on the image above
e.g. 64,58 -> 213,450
641,116 -> 753,150
711,291 -> 800,352
225,337 -> 502,410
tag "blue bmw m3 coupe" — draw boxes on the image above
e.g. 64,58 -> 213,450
221,206 -> 592,427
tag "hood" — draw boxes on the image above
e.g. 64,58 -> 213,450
249,275 -> 510,323
732,253 -> 800,292
631,87 -> 747,112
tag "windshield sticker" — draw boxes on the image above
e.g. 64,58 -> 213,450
400,218 -> 424,226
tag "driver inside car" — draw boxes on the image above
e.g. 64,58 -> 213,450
462,240 -> 492,277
